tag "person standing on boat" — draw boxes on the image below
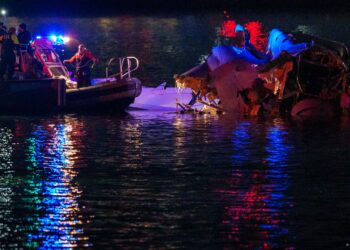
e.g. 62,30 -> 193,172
17,23 -> 32,54
0,23 -> 7,57
0,23 -> 6,36
63,44 -> 97,88
17,23 -> 32,50
0,27 -> 20,80
17,23 -> 33,75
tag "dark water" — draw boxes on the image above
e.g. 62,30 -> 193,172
6,11 -> 350,85
0,12 -> 350,249
0,113 -> 350,249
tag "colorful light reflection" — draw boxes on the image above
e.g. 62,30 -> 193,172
217,120 -> 294,249
25,121 -> 90,248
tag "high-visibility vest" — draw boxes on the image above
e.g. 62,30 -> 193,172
0,33 -> 19,54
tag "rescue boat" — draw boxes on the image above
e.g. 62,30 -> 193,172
0,37 -> 142,113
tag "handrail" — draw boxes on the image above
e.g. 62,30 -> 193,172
106,57 -> 116,77
106,56 -> 139,80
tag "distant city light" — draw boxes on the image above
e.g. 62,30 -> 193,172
1,9 -> 6,16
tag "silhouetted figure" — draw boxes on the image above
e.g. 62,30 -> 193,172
17,23 -> 32,45
0,22 -> 6,36
0,27 -> 20,80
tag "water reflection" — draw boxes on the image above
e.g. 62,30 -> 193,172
173,117 -> 187,166
0,127 -> 15,243
0,111 -> 349,248
217,119 -> 294,249
24,119 -> 90,248
120,121 -> 144,168
231,121 -> 255,165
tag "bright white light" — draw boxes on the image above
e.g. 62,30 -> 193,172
1,9 -> 6,16
50,35 -> 57,42
36,35 -> 42,39
62,36 -> 70,44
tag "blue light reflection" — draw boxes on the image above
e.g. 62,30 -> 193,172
25,122 -> 90,248
218,119 -> 295,249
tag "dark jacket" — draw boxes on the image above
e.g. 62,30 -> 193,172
0,33 -> 19,55
18,30 -> 32,45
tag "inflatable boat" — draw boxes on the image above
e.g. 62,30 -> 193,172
0,37 -> 142,114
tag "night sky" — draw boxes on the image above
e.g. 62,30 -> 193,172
1,0 -> 349,16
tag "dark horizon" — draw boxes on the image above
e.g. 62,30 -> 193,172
1,0 -> 350,16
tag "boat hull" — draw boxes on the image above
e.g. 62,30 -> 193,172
0,79 -> 63,114
64,78 -> 141,112
0,78 -> 141,114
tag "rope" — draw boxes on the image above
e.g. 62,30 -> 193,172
76,59 -> 95,71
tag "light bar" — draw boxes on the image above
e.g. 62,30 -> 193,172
35,34 -> 71,45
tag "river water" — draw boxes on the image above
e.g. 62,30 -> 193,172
0,11 -> 350,249
6,11 -> 350,84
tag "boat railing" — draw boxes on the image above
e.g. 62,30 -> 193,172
106,56 -> 140,80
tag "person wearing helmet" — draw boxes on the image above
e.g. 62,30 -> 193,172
63,44 -> 97,88
0,27 -> 19,80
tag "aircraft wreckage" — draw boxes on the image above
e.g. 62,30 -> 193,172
173,22 -> 349,118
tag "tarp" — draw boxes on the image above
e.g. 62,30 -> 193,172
267,29 -> 311,60
208,45 -> 270,70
